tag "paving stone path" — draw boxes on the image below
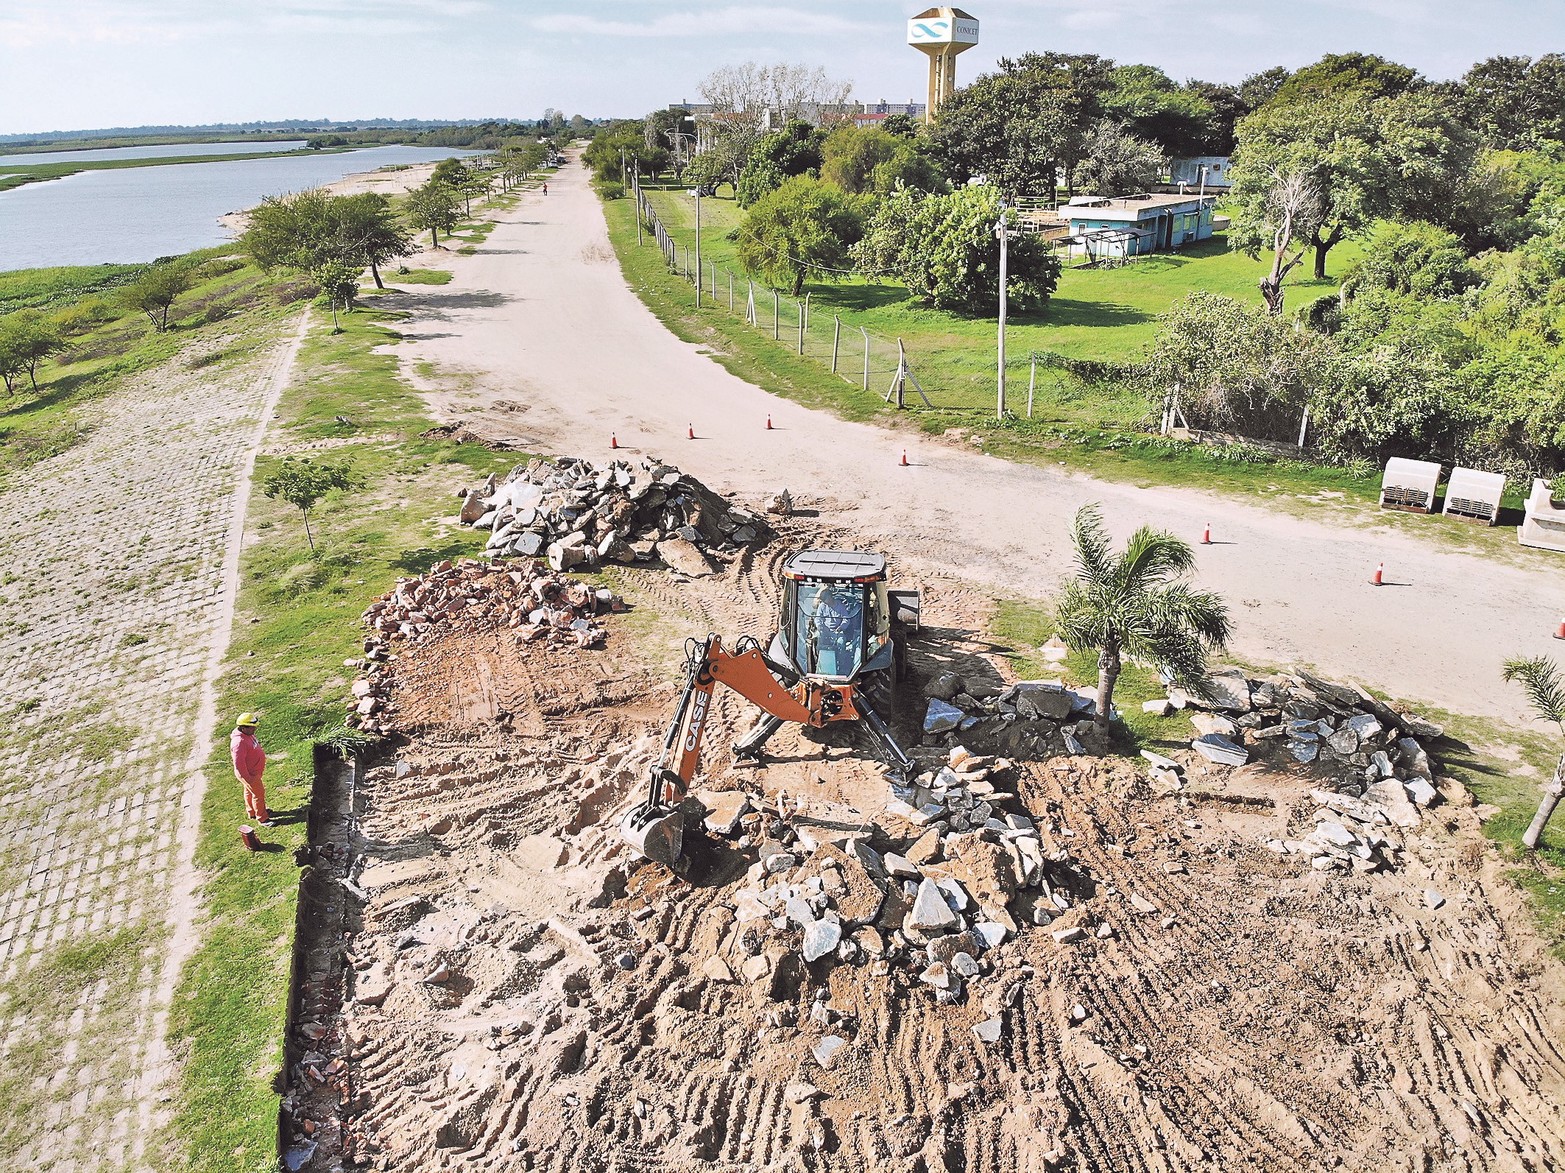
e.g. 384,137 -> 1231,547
0,315 -> 305,1172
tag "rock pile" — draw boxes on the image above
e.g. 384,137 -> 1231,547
921,673 -> 1106,759
456,455 -> 768,574
701,747 -> 1079,1011
1136,666 -> 1445,872
350,559 -> 625,734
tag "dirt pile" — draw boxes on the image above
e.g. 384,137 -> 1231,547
457,455 -> 769,573
352,558 -> 627,734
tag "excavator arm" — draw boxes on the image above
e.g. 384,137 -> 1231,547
620,633 -> 915,867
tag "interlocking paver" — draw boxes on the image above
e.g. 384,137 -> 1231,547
0,316 -> 302,1171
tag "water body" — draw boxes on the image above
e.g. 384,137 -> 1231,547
0,139 -> 307,167
0,145 -> 479,271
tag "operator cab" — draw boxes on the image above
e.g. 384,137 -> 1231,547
775,550 -> 891,682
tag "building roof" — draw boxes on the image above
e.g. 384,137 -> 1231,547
1063,193 -> 1213,222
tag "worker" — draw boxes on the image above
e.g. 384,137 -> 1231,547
231,713 -> 270,826
542,182 -> 548,195
813,592 -> 862,674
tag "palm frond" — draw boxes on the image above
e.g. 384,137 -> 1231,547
1069,503 -> 1114,585
1143,583 -> 1233,650
1503,656 -> 1565,728
1117,526 -> 1195,593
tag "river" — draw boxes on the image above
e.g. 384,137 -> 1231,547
0,139 -> 308,167
0,144 -> 480,271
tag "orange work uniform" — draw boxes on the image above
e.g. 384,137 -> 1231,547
230,728 -> 268,822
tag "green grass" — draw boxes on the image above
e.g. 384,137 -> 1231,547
382,268 -> 453,286
165,303 -> 521,1173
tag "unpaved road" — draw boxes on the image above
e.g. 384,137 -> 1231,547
391,161 -> 1564,721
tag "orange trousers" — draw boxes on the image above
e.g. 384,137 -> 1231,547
242,778 -> 268,822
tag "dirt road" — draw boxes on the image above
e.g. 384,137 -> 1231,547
390,161 -> 1564,720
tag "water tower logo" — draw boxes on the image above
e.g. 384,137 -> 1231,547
907,7 -> 979,121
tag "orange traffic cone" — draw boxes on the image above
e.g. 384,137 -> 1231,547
1554,617 -> 1565,640
766,415 -> 773,431
1370,562 -> 1384,586
687,423 -> 695,440
900,449 -> 909,467
610,433 -> 618,449
1201,524 -> 1211,545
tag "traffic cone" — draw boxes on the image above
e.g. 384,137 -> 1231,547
610,433 -> 618,449
1554,617 -> 1565,640
687,423 -> 695,440
900,449 -> 909,467
1370,562 -> 1384,586
1201,524 -> 1212,545
766,414 -> 773,431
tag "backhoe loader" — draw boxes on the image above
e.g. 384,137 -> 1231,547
620,550 -> 921,866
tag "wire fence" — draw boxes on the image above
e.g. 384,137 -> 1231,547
633,181 -> 934,407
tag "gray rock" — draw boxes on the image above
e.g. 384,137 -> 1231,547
1191,712 -> 1239,738
1346,712 -> 1384,741
1051,926 -> 1085,944
950,951 -> 980,978
763,852 -> 799,874
1201,667 -> 1255,712
812,1035 -> 847,1067
927,672 -> 963,701
1404,777 -> 1438,807
1013,683 -> 1075,721
1326,728 -> 1360,757
972,1018 -> 1003,1043
1289,740 -> 1319,763
906,878 -> 960,932
657,537 -> 717,577
1190,734 -> 1248,766
1399,712 -> 1444,740
802,919 -> 843,962
923,698 -> 965,734
1142,698 -> 1174,716
882,851 -> 920,880
1424,889 -> 1446,910
1141,750 -> 1180,771
974,921 -> 1008,949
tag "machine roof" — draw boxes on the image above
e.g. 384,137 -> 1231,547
783,549 -> 887,580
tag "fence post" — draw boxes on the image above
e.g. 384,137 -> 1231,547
1027,354 -> 1037,419
635,178 -> 642,246
1297,406 -> 1310,449
711,261 -> 718,303
861,328 -> 871,391
831,316 -> 841,373
728,271 -> 734,312
773,291 -> 780,340
683,245 -> 689,282
798,295 -> 807,355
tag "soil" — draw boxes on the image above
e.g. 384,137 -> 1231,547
302,519 -> 1565,1173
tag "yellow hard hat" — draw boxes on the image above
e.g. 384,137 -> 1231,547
235,712 -> 259,727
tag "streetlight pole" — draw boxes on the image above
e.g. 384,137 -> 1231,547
996,202 -> 1009,420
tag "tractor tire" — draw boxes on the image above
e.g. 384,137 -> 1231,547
858,664 -> 899,724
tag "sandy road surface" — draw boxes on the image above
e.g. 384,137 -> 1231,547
391,161 -> 1564,720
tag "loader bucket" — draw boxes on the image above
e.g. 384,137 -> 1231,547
620,801 -> 685,867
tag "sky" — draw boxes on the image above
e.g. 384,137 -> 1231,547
2,0 -> 1564,135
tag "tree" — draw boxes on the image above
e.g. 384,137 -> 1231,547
121,262 -> 193,331
261,456 -> 365,551
244,189 -> 411,289
699,61 -> 854,124
406,180 -> 462,247
1462,55 -> 1565,150
1501,656 -> 1565,849
1252,168 -> 1323,314
1229,94 -> 1471,280
333,192 -> 413,289
1101,65 -> 1214,158
734,176 -> 863,296
852,184 -> 1061,315
932,52 -> 1112,196
430,157 -> 472,189
736,119 -> 825,207
583,120 -> 667,185
1268,52 -> 1424,106
1072,121 -> 1167,196
821,124 -> 942,196
0,310 -> 65,394
1056,504 -> 1232,730
314,259 -> 359,331
1341,220 -> 1476,300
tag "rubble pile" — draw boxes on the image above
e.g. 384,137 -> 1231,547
700,746 -> 1081,1015
1136,666 -> 1445,872
921,671 -> 1106,759
350,558 -> 625,733
456,455 -> 769,574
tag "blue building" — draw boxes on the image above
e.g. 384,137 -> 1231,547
1169,156 -> 1232,190
1062,194 -> 1217,261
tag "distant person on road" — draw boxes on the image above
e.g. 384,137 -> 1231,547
231,713 -> 270,826
542,182 -> 548,195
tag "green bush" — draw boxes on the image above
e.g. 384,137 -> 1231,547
595,179 -> 626,200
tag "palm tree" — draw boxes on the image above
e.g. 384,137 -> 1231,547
1501,655 -> 1565,850
1056,504 -> 1233,730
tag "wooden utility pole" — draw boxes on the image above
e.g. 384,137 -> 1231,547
996,204 -> 1009,420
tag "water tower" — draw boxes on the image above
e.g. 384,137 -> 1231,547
907,7 -> 979,123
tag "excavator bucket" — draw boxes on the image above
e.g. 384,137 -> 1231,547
619,800 -> 685,867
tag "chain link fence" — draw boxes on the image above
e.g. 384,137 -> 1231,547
634,183 -> 931,407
